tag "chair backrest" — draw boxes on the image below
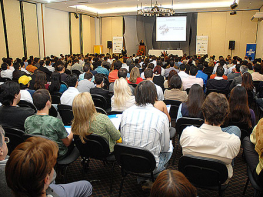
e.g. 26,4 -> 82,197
129,83 -> 137,88
163,100 -> 182,120
49,105 -> 58,117
206,89 -> 229,97
186,88 -> 190,94
114,143 -> 156,174
17,100 -> 37,113
228,121 -> 252,141
95,107 -> 107,115
57,104 -> 73,125
3,127 -> 25,155
176,117 -> 204,139
178,155 -> 228,188
91,94 -> 107,109
61,81 -> 69,88
51,92 -> 62,104
253,81 -> 261,93
107,111 -> 123,115
72,70 -> 81,77
73,134 -> 110,160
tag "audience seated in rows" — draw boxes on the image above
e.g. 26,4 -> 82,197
182,66 -> 203,90
196,64 -> 208,87
49,72 -> 68,94
180,92 -> 241,181
128,67 -> 143,85
5,136 -> 92,196
0,81 -> 35,130
77,72 -> 95,93
108,60 -> 122,83
206,66 -> 230,92
230,65 -> 248,90
72,92 -> 121,152
25,89 -> 73,160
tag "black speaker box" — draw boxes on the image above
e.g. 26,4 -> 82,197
107,41 -> 112,49
229,41 -> 235,50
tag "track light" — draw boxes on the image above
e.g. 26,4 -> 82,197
230,1 -> 238,10
74,12 -> 79,19
230,10 -> 236,15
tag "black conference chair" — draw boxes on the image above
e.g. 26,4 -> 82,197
95,107 -> 107,115
129,83 -> 137,88
227,121 -> 252,142
91,94 -> 108,110
107,111 -> 123,115
114,143 -> 157,197
253,81 -> 261,93
206,88 -> 229,98
72,70 -> 81,77
163,100 -> 182,121
17,100 -> 37,113
57,104 -> 74,126
243,137 -> 263,196
51,92 -> 62,104
172,117 -> 204,164
178,155 -> 229,197
49,105 -> 58,117
3,127 -> 25,155
23,133 -> 80,183
74,134 -> 115,193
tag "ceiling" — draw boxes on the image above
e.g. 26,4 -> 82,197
26,0 -> 263,17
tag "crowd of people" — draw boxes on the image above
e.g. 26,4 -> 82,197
0,52 -> 263,196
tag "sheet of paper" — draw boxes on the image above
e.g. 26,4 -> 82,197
64,126 -> 71,135
166,104 -> 171,113
108,114 -> 122,130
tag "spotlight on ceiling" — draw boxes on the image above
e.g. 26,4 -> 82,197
230,10 -> 237,15
230,1 -> 238,10
74,12 -> 79,19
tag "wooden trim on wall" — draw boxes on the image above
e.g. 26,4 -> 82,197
0,0 -> 9,58
80,14 -> 83,54
20,1 -> 27,58
69,12 -> 72,55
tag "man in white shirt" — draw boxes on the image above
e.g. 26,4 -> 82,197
121,80 -> 172,183
45,60 -> 55,72
60,75 -> 79,106
178,64 -> 189,79
77,73 -> 95,93
144,68 -> 164,101
252,63 -> 263,81
0,63 -> 13,80
180,92 -> 241,180
182,66 -> 203,90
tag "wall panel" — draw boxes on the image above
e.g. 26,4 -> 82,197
82,15 -> 91,54
71,13 -> 80,54
23,2 -> 39,58
197,10 -> 258,58
44,8 -> 70,57
0,2 -> 6,58
90,17 -> 95,53
4,0 -> 24,58
102,17 -> 123,54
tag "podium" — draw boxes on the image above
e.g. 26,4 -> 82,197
137,45 -> 146,56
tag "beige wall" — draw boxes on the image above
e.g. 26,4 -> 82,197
71,13 -> 80,54
4,0 -> 24,58
23,2 -> 39,58
82,15 -> 95,54
256,8 -> 263,58
197,10 -> 258,59
102,17 -> 123,54
0,3 -> 6,58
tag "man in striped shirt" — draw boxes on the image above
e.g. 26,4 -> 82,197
120,81 -> 172,185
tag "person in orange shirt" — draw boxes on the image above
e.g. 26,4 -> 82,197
108,60 -> 122,83
26,59 -> 37,73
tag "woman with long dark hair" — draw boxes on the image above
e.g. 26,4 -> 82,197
49,72 -> 67,94
227,86 -> 255,127
176,84 -> 205,121
242,72 -> 256,100
34,71 -> 48,90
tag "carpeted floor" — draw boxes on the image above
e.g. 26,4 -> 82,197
56,137 -> 255,197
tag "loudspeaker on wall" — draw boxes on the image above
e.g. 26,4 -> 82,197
229,41 -> 235,50
107,41 -> 112,49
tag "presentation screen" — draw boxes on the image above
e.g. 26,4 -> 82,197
156,16 -> 187,42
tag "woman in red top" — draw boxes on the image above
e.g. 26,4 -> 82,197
127,67 -> 143,84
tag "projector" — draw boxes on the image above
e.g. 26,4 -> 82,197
230,2 -> 238,10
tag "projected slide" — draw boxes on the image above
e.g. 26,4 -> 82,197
156,16 -> 187,42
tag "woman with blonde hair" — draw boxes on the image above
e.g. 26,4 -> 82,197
127,67 -> 143,84
111,78 -> 135,112
71,92 -> 121,152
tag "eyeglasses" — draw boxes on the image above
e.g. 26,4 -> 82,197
4,137 -> 9,144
